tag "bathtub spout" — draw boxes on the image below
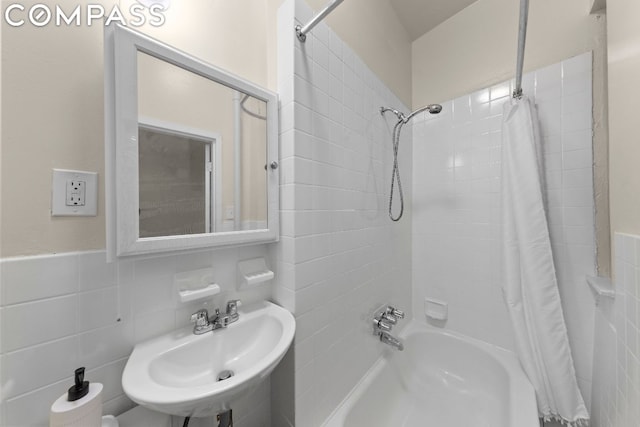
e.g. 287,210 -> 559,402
380,331 -> 404,351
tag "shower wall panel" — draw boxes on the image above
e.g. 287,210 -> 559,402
412,52 -> 596,408
272,1 -> 413,425
590,233 -> 640,427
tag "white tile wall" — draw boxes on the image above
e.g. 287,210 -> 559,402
0,246 -> 274,427
590,233 -> 640,427
272,1 -> 413,425
412,53 -> 596,408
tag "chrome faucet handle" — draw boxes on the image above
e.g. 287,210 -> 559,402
386,306 -> 405,320
381,313 -> 398,325
190,309 -> 209,327
223,299 -> 241,325
226,299 -> 241,315
374,318 -> 392,332
190,309 -> 214,334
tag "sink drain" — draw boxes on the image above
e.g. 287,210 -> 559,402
217,370 -> 234,381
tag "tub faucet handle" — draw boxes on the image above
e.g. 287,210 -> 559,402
374,317 -> 392,332
386,306 -> 405,320
381,313 -> 398,325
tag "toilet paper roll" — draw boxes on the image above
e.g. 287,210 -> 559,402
50,383 -> 103,427
101,415 -> 119,427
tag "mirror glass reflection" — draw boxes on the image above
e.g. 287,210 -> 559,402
138,127 -> 211,237
137,51 -> 268,238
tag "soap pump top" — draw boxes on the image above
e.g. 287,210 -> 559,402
67,367 -> 90,401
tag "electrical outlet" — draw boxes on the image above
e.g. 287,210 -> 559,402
52,169 -> 98,216
66,180 -> 86,206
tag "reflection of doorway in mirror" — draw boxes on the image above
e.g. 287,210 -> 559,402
138,119 -> 222,238
137,51 -> 269,233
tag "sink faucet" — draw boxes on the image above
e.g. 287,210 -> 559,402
225,300 -> 241,323
212,300 -> 241,328
190,309 -> 214,335
190,300 -> 242,335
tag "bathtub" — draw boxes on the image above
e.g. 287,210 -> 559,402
323,322 -> 538,427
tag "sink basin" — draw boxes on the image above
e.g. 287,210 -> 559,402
122,301 -> 295,417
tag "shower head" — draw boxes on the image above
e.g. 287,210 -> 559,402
380,103 -> 442,124
402,104 -> 443,122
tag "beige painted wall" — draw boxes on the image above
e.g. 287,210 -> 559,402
267,0 -> 412,106
306,0 -> 412,106
607,0 -> 640,250
412,0 -> 603,106
412,0 -> 611,274
1,0 -> 409,257
0,0 -> 271,256
1,0 -> 113,257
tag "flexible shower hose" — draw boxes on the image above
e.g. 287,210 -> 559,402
389,119 -> 406,221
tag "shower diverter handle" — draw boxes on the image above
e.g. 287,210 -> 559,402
374,318 -> 393,332
381,313 -> 398,325
385,306 -> 405,320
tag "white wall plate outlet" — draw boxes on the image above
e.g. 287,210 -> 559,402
52,169 -> 98,216
66,180 -> 86,206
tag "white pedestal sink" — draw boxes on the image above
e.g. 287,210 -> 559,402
122,301 -> 295,417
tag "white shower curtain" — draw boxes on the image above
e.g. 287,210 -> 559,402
501,96 -> 589,426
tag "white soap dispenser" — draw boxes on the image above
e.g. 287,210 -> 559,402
50,367 -> 103,427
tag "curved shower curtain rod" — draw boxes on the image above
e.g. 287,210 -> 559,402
240,94 -> 267,120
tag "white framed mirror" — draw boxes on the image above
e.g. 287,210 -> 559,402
104,24 -> 279,258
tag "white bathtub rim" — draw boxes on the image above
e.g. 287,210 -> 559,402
321,320 -> 538,427
320,338 -> 392,427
